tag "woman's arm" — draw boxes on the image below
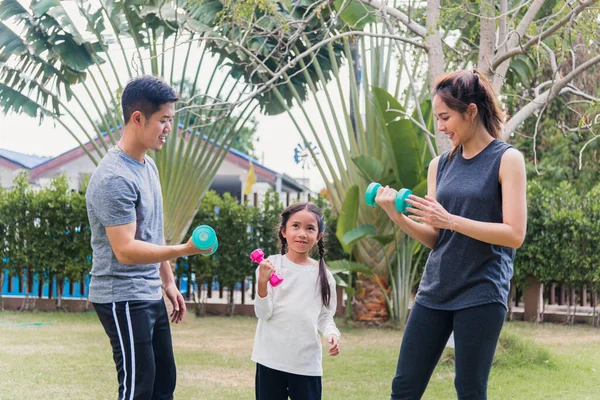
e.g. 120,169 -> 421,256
407,148 -> 527,248
376,156 -> 441,249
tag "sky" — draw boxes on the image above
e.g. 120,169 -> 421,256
0,99 -> 328,192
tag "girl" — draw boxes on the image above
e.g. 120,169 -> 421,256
376,70 -> 527,399
251,202 -> 341,400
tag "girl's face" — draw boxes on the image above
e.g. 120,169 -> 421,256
433,95 -> 477,146
281,210 -> 323,258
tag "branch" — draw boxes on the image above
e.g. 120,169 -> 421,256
490,0 -> 544,91
503,54 -> 600,139
579,134 -> 600,169
379,14 -> 437,157
512,0 -> 545,44
356,0 -> 427,37
562,85 -> 600,102
492,0 -> 598,69
387,108 -> 436,138
539,41 -> 558,76
187,30 -> 425,111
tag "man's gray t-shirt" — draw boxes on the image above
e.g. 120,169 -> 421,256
86,147 -> 164,303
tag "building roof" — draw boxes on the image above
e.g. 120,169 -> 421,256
0,148 -> 49,169
1,124 -> 312,192
1,143 -> 309,192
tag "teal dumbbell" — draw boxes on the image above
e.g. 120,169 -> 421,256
192,225 -> 218,256
365,182 -> 412,213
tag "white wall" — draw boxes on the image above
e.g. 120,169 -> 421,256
0,167 -> 25,189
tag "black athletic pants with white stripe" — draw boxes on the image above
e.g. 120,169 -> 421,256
94,299 -> 177,400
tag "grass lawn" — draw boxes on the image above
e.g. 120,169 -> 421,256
1,310 -> 599,399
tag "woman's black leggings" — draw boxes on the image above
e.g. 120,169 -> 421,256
390,302 -> 506,400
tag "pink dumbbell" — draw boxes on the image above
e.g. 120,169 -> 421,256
250,249 -> 283,287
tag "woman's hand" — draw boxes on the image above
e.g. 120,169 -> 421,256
375,186 -> 402,217
405,195 -> 455,231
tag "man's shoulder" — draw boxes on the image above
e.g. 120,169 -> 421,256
86,160 -> 136,204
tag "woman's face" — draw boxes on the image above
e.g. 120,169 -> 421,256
433,95 -> 477,146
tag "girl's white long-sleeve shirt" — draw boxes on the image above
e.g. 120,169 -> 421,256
251,254 -> 340,376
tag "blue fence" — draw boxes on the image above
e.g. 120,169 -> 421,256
1,270 -> 196,299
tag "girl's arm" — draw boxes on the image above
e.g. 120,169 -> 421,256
407,148 -> 527,248
375,156 -> 441,249
317,273 -> 341,339
254,261 -> 275,320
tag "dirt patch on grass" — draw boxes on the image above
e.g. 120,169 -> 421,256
180,365 -> 253,388
533,335 -> 600,346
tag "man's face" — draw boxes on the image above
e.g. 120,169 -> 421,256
137,102 -> 175,152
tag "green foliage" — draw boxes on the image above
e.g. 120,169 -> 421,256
514,180 -> 600,292
185,191 -> 254,293
1,179 -> 348,310
188,0 -> 345,115
0,173 -> 90,300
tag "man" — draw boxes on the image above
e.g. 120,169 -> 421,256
86,75 -> 209,399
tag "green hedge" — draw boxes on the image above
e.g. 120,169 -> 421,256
4,173 -> 598,300
0,173 -> 345,298
0,173 -> 91,296
514,181 -> 600,291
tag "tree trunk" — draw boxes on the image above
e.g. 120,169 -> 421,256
0,271 -> 4,311
426,0 -> 451,154
227,287 -> 235,316
477,0 -> 496,77
56,278 -> 64,311
353,277 -> 389,324
507,280 -> 515,321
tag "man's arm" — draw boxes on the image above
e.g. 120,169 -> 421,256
105,222 -> 205,264
159,260 -> 187,323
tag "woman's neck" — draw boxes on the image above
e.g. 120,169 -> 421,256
461,128 -> 494,159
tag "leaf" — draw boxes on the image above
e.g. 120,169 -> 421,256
352,155 -> 385,182
411,179 -> 428,198
0,22 -> 27,61
372,86 -> 424,190
335,185 -> 359,254
341,224 -> 377,247
333,0 -> 376,30
31,0 -> 59,17
0,82 -> 48,119
371,234 -> 395,247
327,260 -> 374,275
0,0 -> 28,19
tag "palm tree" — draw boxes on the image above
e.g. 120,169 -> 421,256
0,0 -> 259,245
263,16 -> 434,324
0,0 -> 345,245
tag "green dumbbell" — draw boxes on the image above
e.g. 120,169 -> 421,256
365,182 -> 412,213
192,225 -> 218,256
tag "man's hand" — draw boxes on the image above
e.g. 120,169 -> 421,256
184,237 -> 215,256
163,282 -> 186,323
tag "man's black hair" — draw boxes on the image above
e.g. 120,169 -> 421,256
121,75 -> 178,124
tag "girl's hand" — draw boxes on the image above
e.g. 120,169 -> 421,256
258,259 -> 276,284
405,195 -> 454,230
327,334 -> 340,356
